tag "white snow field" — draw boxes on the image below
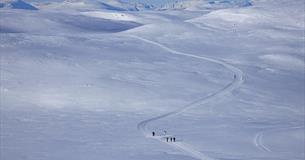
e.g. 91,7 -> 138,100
0,0 -> 304,160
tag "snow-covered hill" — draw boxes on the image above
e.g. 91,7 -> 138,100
157,0 -> 252,11
32,0 -> 142,11
25,0 -> 253,11
1,0 -> 304,160
0,0 -> 38,10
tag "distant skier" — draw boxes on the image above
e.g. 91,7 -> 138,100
233,23 -> 237,33
170,137 -> 173,142
166,137 -> 169,142
173,137 -> 176,142
152,131 -> 155,136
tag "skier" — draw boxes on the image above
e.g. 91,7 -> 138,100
170,137 -> 173,142
233,23 -> 237,33
152,131 -> 155,136
166,137 -> 169,142
173,137 -> 176,142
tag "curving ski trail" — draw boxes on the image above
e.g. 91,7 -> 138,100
253,125 -> 304,153
254,131 -> 272,152
131,35 -> 244,160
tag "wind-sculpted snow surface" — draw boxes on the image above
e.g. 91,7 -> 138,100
0,0 -> 304,160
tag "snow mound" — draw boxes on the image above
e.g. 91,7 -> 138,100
98,2 -> 127,11
81,11 -> 137,22
188,0 -> 304,29
0,0 -> 37,10
191,9 -> 259,24
157,0 -> 252,11
36,0 -> 139,11
0,10 -> 141,33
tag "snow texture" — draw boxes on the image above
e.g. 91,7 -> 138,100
1,0 -> 304,160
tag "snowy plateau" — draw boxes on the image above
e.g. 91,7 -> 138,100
0,0 -> 304,160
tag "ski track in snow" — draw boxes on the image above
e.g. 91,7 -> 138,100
254,131 -> 272,152
253,125 -> 304,153
131,35 -> 244,160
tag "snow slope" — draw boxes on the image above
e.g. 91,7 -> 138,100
33,0 -> 141,11
27,0 -> 252,11
81,11 -> 138,22
0,10 -> 141,33
1,0 -> 304,160
0,0 -> 38,10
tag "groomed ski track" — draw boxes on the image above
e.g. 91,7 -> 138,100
132,35 -> 244,160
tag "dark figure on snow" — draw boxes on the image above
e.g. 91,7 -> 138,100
173,137 -> 176,142
166,137 -> 169,142
152,132 -> 155,136
170,137 -> 173,142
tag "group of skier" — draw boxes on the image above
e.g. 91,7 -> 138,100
152,131 -> 176,143
165,136 -> 176,142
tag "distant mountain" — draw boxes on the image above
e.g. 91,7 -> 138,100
0,0 -> 38,10
157,0 -> 252,11
16,0 -> 252,11
32,0 -> 138,11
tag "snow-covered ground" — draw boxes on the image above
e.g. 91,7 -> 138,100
1,0 -> 304,160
